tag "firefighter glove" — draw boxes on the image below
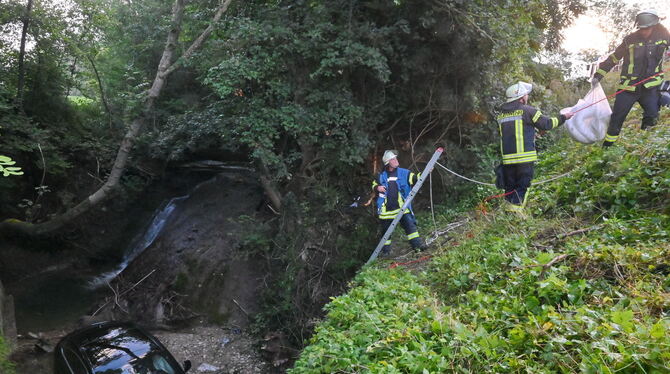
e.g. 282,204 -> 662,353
590,77 -> 600,89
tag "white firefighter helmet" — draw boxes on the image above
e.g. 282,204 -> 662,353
505,81 -> 533,103
382,150 -> 398,165
636,9 -> 660,29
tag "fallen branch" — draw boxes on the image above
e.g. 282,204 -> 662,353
515,253 -> 570,269
556,225 -> 602,239
106,281 -> 128,314
514,253 -> 572,280
426,220 -> 468,245
92,269 -> 156,316
232,298 -> 249,317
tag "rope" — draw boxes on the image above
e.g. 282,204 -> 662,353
483,190 -> 515,203
436,161 -> 573,187
436,162 -> 495,186
571,68 -> 670,115
389,255 -> 432,269
534,170 -> 573,185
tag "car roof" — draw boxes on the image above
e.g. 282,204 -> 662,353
57,321 -> 182,374
59,321 -> 147,347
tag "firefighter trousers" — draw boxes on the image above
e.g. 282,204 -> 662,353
503,162 -> 534,206
379,213 -> 424,253
604,86 -> 660,145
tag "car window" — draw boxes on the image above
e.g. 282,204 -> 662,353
81,327 -> 181,374
63,348 -> 89,374
152,355 -> 175,374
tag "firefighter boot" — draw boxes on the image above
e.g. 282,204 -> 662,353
381,241 -> 392,256
410,237 -> 428,252
641,117 -> 657,131
505,202 -> 529,219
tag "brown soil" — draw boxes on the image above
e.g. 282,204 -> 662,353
99,171 -> 268,328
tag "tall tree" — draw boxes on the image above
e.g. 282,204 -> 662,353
14,0 -> 33,112
1,0 -> 234,235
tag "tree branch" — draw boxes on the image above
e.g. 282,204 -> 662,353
162,0 -> 234,77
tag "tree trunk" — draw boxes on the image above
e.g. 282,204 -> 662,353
15,0 -> 33,112
257,159 -> 282,212
0,0 -> 234,236
87,55 -> 114,130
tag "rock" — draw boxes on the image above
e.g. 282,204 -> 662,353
197,362 -> 221,372
34,339 -> 54,353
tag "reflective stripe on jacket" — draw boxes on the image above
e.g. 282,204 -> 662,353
371,167 -> 419,219
497,101 -> 565,165
595,24 -> 669,91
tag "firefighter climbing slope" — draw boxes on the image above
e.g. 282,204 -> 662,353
591,9 -> 669,146
372,150 -> 427,255
497,82 -> 574,213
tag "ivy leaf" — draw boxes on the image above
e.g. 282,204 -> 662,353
610,310 -> 634,333
650,322 -> 665,339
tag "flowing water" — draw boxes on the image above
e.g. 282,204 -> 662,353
88,196 -> 188,288
11,195 -> 188,333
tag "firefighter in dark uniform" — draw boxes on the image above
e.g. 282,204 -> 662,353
498,82 -> 574,213
591,9 -> 669,146
372,150 -> 427,255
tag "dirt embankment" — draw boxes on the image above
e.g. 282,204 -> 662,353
100,171 -> 268,328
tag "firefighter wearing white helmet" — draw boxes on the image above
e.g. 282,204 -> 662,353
372,150 -> 426,254
592,9 -> 669,146
497,82 -> 573,214
505,82 -> 533,103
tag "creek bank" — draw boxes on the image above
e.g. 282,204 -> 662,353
96,171 -> 268,329
0,171 -> 213,334
154,323 -> 270,373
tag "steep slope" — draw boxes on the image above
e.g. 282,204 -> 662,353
290,113 -> 670,373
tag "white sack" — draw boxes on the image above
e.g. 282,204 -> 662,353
560,83 -> 611,144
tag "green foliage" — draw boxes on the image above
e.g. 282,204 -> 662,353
291,113 -> 670,372
0,336 -> 15,374
534,119 -> 670,220
154,0 -> 586,187
0,155 -> 23,177
290,268 -> 440,373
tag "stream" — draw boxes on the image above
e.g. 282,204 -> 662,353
10,195 -> 187,334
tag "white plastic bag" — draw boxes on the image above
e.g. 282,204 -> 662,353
561,83 -> 611,144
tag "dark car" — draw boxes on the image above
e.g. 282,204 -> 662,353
55,321 -> 191,374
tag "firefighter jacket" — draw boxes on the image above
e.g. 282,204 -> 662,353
372,167 -> 420,219
594,24 -> 669,91
497,101 -> 567,165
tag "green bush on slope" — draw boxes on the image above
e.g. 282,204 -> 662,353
290,117 -> 670,373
